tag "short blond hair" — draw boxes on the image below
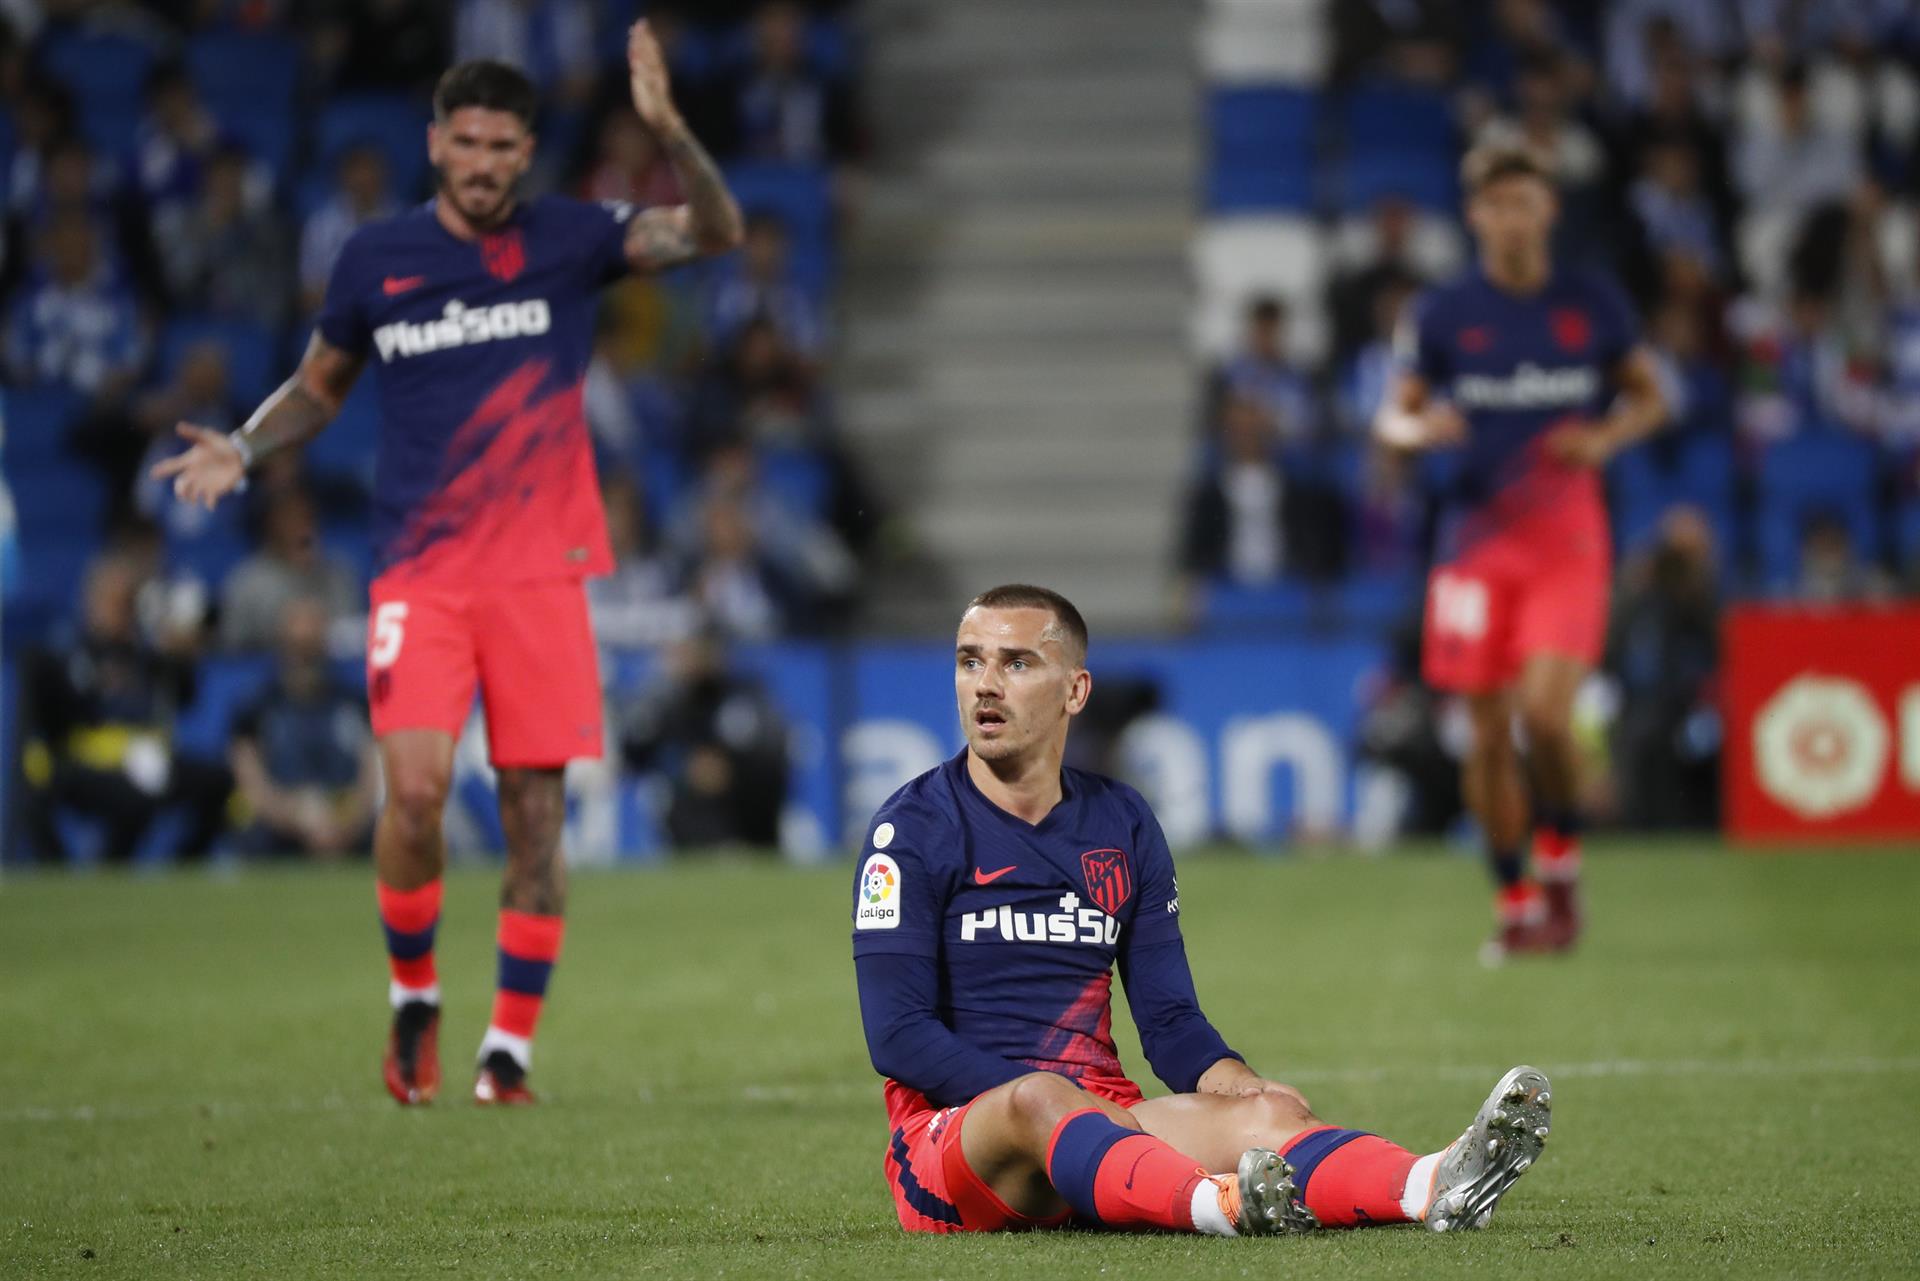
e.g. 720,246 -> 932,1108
1460,140 -> 1555,195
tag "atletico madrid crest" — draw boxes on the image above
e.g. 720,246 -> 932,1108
481,229 -> 526,283
1079,848 -> 1132,916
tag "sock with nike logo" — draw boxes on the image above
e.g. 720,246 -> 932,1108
1045,1108 -> 1208,1230
1278,1126 -> 1420,1226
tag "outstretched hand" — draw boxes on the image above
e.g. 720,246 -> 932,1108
148,424 -> 246,510
627,20 -> 683,135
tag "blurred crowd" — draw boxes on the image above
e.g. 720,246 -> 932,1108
1,0 -> 877,861
1188,0 -> 1920,831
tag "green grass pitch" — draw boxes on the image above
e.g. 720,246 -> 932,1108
3,842 -> 1917,1279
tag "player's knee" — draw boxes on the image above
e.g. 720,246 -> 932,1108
1520,702 -> 1571,754
1000,1071 -> 1083,1138
385,759 -> 452,828
1246,1089 -> 1315,1136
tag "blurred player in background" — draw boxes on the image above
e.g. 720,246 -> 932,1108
853,585 -> 1552,1236
1375,143 -> 1666,961
153,24 -> 743,1104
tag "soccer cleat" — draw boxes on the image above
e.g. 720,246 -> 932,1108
1539,880 -> 1583,950
1479,919 -> 1566,966
383,1001 -> 441,1106
1218,1147 -> 1319,1235
473,1049 -> 536,1105
1419,1065 -> 1551,1232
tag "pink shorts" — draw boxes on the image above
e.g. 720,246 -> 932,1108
1421,523 -> 1611,694
366,575 -> 603,767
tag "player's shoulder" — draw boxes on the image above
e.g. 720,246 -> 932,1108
864,755 -> 966,854
1067,766 -> 1157,828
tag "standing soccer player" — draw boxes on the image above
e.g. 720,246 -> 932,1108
853,584 -> 1552,1236
153,27 -> 743,1103
1374,143 -> 1666,961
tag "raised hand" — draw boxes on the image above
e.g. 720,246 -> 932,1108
149,423 -> 246,510
627,20 -> 683,135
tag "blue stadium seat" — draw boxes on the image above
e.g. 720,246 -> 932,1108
163,497 -> 252,588
1340,81 -> 1455,155
1209,87 -> 1320,153
318,517 -> 374,589
159,317 -> 278,405
13,529 -> 98,628
171,654 -> 275,759
759,444 -> 831,519
11,460 -> 106,534
1201,578 -> 1315,628
1895,498 -> 1920,577
723,162 -> 834,282
316,93 -> 433,203
1205,162 -> 1317,213
1338,151 -> 1458,213
217,109 -> 296,183
1754,433 -> 1883,590
39,30 -> 156,154
3,386 -> 83,461
186,29 -> 302,117
1329,572 -> 1420,631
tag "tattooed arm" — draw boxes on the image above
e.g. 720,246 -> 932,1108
148,334 -> 365,509
622,18 -> 745,271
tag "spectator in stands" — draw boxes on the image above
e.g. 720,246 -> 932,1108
2,72 -> 80,234
4,212 -> 146,400
575,104 -> 682,208
1734,63 -> 1861,230
298,144 -> 396,315
691,313 -> 827,452
1646,296 -> 1734,438
1330,0 -> 1460,87
18,552 -> 232,863
1471,53 -> 1607,227
133,63 -> 243,221
1730,283 -> 1877,440
722,0 -> 860,167
1179,393 -> 1345,601
1791,511 -> 1894,605
229,596 -> 378,858
1351,443 -> 1423,578
218,486 -> 359,651
588,471 -> 699,649
1615,28 -> 1734,234
1329,197 -> 1429,363
1207,296 -> 1314,446
619,628 -> 790,850
453,0 -> 597,109
1606,505 -> 1721,830
707,213 -> 824,360
1630,139 -> 1724,282
674,440 -> 855,625
675,493 -> 793,640
314,0 -> 452,92
153,144 -> 291,326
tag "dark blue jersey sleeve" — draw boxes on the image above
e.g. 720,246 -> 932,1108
850,799 -> 959,959
1583,270 -> 1642,370
855,952 -> 1029,1106
314,230 -> 372,356
1116,795 -> 1239,1093
581,198 -> 637,287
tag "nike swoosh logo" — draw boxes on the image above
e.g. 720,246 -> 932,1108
382,275 -> 426,296
972,865 -> 1016,885
1123,1149 -> 1149,1190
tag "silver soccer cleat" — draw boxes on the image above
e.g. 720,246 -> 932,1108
1422,1065 -> 1552,1233
1233,1147 -> 1320,1235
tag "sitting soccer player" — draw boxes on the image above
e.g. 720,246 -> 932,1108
851,585 -> 1552,1236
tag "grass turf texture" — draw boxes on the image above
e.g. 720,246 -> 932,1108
3,842 -> 1916,1279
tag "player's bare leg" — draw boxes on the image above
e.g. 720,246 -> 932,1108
375,730 -> 455,1104
1518,654 -> 1589,948
1130,1085 -> 1318,1172
956,1072 -> 1312,1235
475,766 -> 569,1103
1463,689 -> 1548,961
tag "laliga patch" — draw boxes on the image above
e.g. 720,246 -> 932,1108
855,853 -> 902,931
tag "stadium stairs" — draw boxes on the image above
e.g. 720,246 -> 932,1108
838,0 -> 1197,632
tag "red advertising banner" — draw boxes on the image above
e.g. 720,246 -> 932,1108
1724,606 -> 1920,842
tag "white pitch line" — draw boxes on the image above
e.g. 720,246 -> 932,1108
4,1055 -> 1916,1126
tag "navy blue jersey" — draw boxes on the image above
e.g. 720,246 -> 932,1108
1398,265 -> 1639,559
853,753 -> 1233,1126
315,195 -> 636,585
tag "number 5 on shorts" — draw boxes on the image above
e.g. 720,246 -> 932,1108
371,601 -> 409,668
1431,572 -> 1489,640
